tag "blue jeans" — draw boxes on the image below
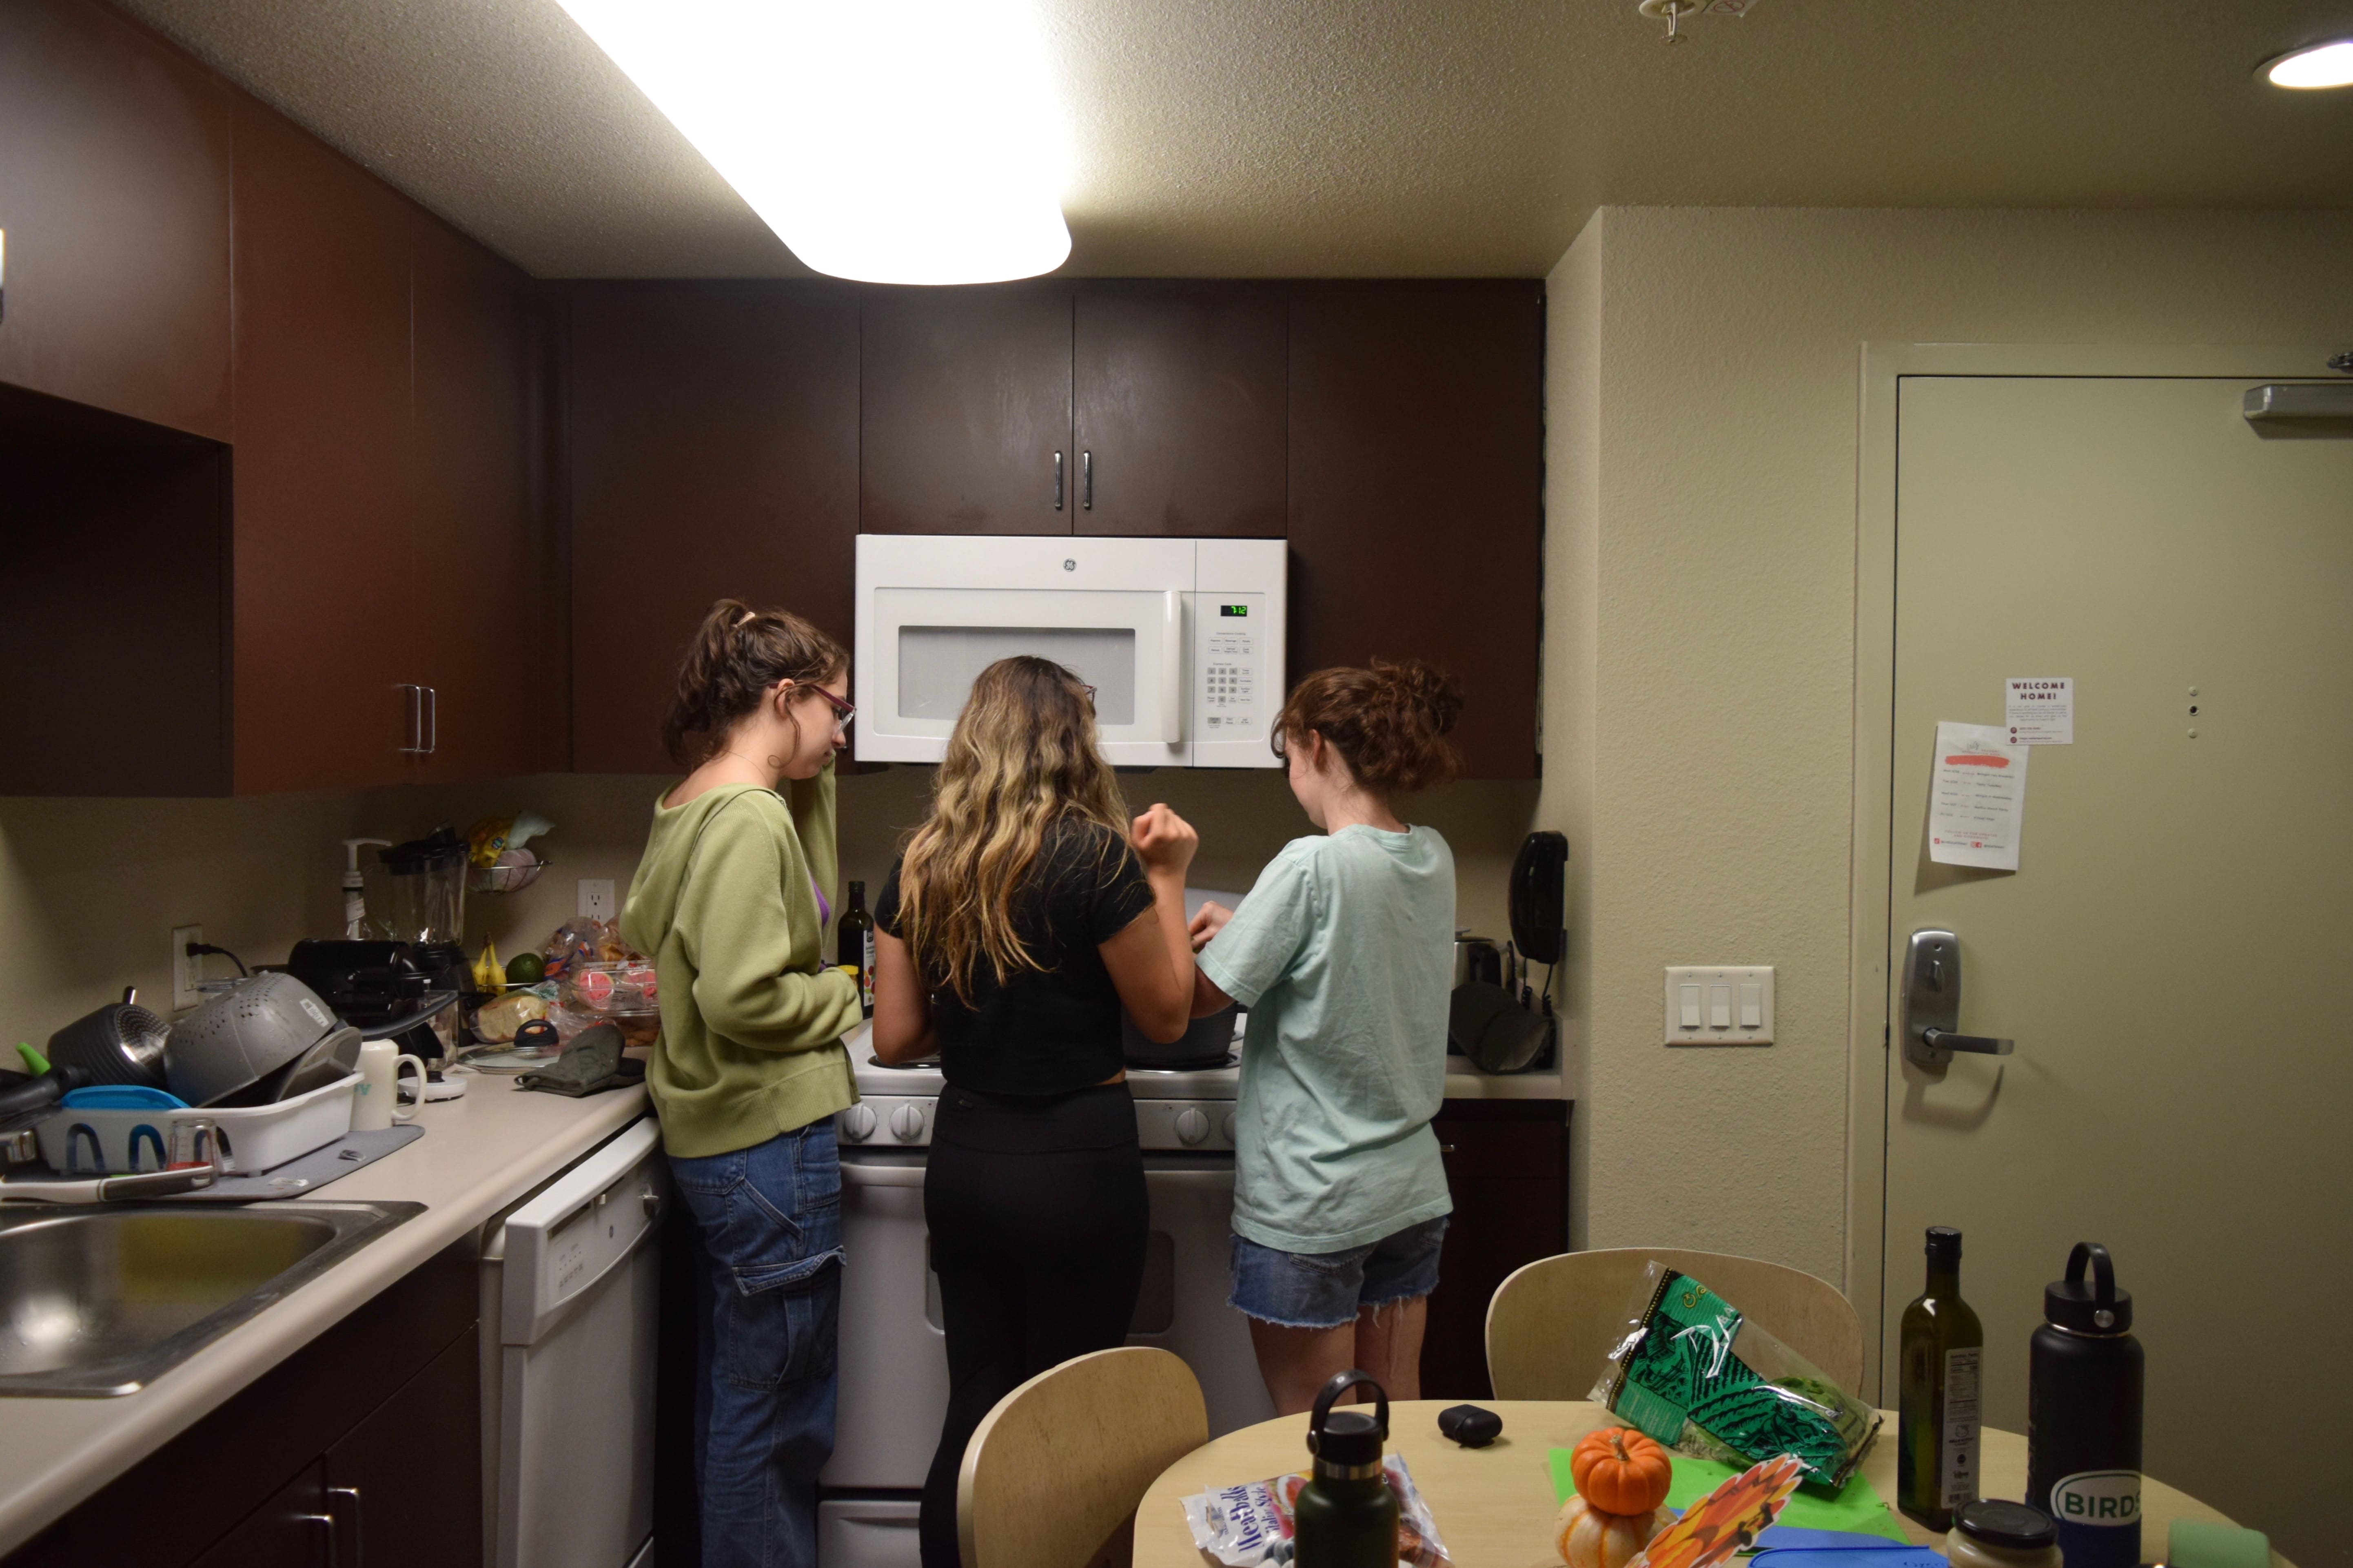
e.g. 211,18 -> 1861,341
670,1121 -> 844,1568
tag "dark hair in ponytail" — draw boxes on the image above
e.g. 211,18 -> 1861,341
1272,658 -> 1465,795
661,599 -> 849,767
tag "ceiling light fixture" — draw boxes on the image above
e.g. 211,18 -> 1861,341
554,0 -> 1072,285
2262,39 -> 2353,89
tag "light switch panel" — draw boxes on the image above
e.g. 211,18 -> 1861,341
1664,965 -> 1774,1045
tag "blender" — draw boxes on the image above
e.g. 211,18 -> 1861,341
377,828 -> 470,1057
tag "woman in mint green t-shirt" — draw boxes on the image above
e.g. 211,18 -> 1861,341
1188,660 -> 1466,1415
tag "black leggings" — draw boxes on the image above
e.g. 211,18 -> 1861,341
917,1081 -> 1148,1568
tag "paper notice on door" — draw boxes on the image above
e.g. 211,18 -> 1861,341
2005,678 -> 2074,745
1929,722 -> 2029,870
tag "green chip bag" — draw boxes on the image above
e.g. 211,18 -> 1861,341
1590,1264 -> 1880,1488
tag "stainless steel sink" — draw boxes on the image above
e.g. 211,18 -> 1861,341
0,1201 -> 421,1396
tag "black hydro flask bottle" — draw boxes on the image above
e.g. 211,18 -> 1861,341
2027,1243 -> 2143,1568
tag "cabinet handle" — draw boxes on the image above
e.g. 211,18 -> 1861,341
424,687 -> 438,756
1053,450 -> 1065,510
328,1486 -> 364,1568
1081,449 -> 1092,510
397,686 -> 426,755
298,1512 -> 337,1568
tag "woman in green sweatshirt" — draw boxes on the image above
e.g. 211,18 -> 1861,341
619,598 -> 863,1568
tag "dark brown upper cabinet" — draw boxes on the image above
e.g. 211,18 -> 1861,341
408,210 -> 545,783
860,283 -> 1073,535
1288,281 -> 1544,780
229,100 -> 416,794
0,0 -> 233,441
568,283 -> 861,774
1071,282 -> 1286,538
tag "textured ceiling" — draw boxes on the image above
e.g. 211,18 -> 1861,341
109,0 -> 2353,279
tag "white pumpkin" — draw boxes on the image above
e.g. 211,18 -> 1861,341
1554,1497 -> 1662,1568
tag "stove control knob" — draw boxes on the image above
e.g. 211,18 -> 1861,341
889,1103 -> 927,1143
840,1104 -> 877,1143
1174,1107 -> 1211,1146
1221,1112 -> 1237,1146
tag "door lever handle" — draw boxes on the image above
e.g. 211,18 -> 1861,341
1920,1027 -> 2013,1056
1901,928 -> 2016,1070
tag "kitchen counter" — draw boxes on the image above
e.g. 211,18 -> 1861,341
0,1072 -> 649,1556
1443,1064 -> 1568,1098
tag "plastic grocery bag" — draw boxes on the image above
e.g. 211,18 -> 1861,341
1182,1453 -> 1455,1567
1590,1262 -> 1880,1489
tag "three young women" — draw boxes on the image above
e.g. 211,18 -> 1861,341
865,656 -> 1203,1568
621,600 -> 864,1568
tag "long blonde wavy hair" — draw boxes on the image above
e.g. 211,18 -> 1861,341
894,657 -> 1131,1004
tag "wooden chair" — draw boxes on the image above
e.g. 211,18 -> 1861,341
1486,1247 -> 1866,1402
957,1345 -> 1210,1568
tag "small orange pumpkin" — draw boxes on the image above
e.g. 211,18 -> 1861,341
1556,1495 -> 1662,1568
1570,1427 -> 1674,1516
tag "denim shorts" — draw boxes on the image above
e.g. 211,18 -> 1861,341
1228,1216 -> 1448,1330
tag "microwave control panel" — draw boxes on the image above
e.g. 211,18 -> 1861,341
1193,593 -> 1266,740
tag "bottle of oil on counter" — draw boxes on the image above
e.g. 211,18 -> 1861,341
1898,1225 -> 1983,1531
2027,1242 -> 2143,1568
838,880 -> 876,1019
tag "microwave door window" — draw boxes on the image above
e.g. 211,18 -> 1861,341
898,626 -> 1139,726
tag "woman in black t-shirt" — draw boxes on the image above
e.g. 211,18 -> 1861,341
869,656 -> 1200,1568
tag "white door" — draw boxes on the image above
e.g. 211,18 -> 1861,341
1883,371 -> 2351,1568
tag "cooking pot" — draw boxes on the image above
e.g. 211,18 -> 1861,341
1122,1003 -> 1239,1072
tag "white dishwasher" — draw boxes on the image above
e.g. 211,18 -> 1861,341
481,1116 -> 667,1568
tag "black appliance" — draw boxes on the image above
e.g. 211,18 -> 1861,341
1508,831 -> 1568,966
284,939 -> 460,1063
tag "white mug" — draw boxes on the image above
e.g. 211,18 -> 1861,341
354,1038 -> 427,1132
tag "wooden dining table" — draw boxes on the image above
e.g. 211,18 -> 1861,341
1136,1401 -> 2292,1568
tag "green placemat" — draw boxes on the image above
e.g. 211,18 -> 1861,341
1549,1451 -> 1909,1544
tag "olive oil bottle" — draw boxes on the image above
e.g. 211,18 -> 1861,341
1898,1226 -> 1984,1531
838,880 -> 876,1018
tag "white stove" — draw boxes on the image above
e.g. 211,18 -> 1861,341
841,1023 -> 1243,1151
821,1022 -> 1270,1568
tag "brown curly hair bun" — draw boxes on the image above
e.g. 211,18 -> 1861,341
1273,658 -> 1465,795
661,598 -> 848,767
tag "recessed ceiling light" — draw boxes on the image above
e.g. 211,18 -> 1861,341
555,0 -> 1072,286
2262,39 -> 2353,89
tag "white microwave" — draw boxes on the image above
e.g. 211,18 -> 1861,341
853,534 -> 1287,768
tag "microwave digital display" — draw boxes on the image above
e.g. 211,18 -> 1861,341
1220,605 -> 1248,616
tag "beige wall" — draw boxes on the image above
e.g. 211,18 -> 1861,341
1,768 -> 1534,1049
1539,205 -> 2353,1285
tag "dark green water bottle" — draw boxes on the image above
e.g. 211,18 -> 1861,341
1293,1370 -> 1398,1568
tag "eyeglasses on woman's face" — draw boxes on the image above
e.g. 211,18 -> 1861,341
794,682 -> 856,735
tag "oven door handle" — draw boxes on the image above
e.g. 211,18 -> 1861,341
1158,589 -> 1184,748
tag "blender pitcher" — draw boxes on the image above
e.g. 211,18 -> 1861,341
379,829 -> 470,1057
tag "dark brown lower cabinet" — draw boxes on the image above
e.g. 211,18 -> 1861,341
3,1241 -> 481,1568
1419,1098 -> 1571,1401
324,1327 -> 483,1566
187,1464 -> 328,1568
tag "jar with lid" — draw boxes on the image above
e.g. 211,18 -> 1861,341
1947,1499 -> 2061,1568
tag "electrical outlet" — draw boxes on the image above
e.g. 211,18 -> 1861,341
172,924 -> 205,1011
579,879 -> 616,923
1664,964 -> 1774,1046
